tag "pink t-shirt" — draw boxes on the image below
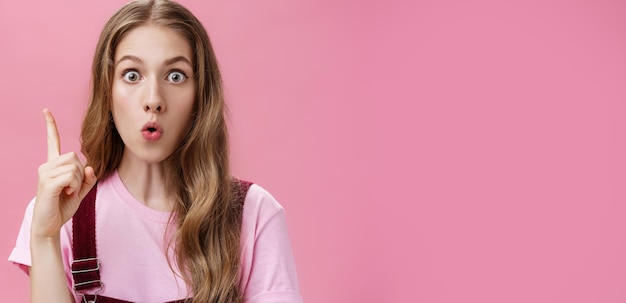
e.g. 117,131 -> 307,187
8,171 -> 302,303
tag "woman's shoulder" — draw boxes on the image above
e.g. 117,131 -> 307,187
239,181 -> 287,228
243,182 -> 284,211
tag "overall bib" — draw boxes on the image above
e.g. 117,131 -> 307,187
71,179 -> 252,303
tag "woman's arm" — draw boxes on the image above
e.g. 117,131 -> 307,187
29,237 -> 75,303
29,110 -> 97,303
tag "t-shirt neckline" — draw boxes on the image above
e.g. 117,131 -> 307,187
106,170 -> 174,224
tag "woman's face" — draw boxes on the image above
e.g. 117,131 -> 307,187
111,24 -> 195,164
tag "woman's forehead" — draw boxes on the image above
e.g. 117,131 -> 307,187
114,24 -> 193,65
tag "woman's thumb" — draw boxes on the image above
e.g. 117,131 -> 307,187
78,166 -> 98,200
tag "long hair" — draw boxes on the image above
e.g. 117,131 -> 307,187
80,1 -> 241,302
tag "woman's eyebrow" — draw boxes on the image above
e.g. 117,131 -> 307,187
115,55 -> 142,66
164,56 -> 192,66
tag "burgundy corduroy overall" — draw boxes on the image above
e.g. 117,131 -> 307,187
71,179 -> 252,303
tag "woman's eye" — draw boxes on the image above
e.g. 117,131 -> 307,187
167,71 -> 187,83
122,71 -> 141,82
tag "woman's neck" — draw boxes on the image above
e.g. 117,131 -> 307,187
117,153 -> 174,212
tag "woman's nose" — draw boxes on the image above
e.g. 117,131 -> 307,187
143,79 -> 165,113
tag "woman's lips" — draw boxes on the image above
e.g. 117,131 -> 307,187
141,121 -> 163,141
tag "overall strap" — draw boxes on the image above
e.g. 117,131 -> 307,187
72,184 -> 102,293
81,295 -> 191,303
233,178 -> 253,206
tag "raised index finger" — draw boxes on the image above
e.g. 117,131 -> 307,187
43,109 -> 61,161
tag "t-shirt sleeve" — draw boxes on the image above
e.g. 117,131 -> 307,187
240,185 -> 303,303
8,198 -> 74,291
8,197 -> 36,274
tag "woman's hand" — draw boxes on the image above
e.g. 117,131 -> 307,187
31,109 -> 97,239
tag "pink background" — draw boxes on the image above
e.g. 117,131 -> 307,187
1,0 -> 626,302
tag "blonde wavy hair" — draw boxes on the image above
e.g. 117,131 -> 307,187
80,0 -> 242,301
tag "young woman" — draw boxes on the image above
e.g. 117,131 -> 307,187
8,1 -> 302,302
